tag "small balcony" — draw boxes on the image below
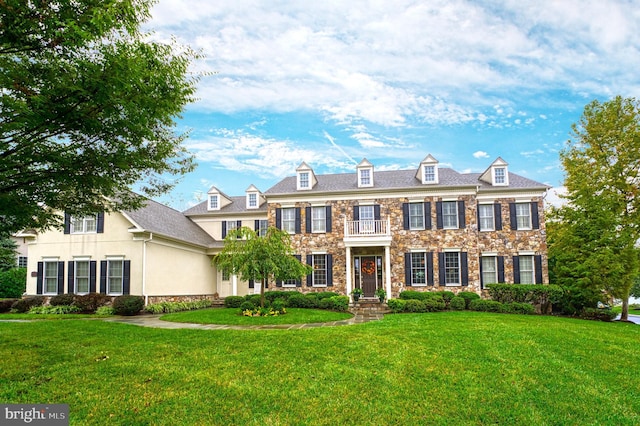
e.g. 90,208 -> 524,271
343,218 -> 392,247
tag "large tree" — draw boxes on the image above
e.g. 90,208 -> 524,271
551,96 -> 640,321
0,0 -> 199,235
214,227 -> 312,308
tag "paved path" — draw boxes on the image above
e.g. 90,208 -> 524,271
101,312 -> 383,330
616,314 -> 640,324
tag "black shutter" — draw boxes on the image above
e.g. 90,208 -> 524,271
306,255 -> 313,286
534,255 -> 543,284
326,254 -> 333,287
236,220 -> 242,230
497,256 -> 505,283
438,252 -> 445,285
460,253 -> 468,286
222,221 -> 227,238
63,213 -> 71,234
353,206 -> 360,221
402,203 -> 410,230
325,206 -> 332,233
436,201 -> 443,229
305,207 -> 312,233
89,261 -> 97,293
294,207 -> 301,234
458,201 -> 465,229
249,279 -> 254,289
295,255 -> 303,287
531,202 -> 540,229
275,208 -> 282,230
100,260 -> 107,293
512,256 -> 520,284
476,205 -> 482,231
276,279 -> 282,287
479,256 -> 484,289
36,262 -> 43,294
374,205 -> 381,221
123,260 -> 131,295
509,203 -> 517,230
426,252 -> 434,286
97,212 -> 105,233
404,253 -> 412,286
254,220 -> 260,232
67,261 -> 75,294
494,203 -> 502,230
57,261 -> 64,294
424,202 -> 432,230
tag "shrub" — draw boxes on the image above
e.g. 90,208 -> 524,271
224,296 -> 244,308
469,299 -> 503,313
486,284 -> 563,311
318,297 -> 332,310
0,298 -> 18,313
11,296 -> 44,313
580,308 -> 617,322
0,268 -> 26,298
286,293 -> 310,308
458,291 -> 481,309
49,293 -> 76,306
316,291 -> 339,300
399,290 -> 429,301
95,306 -> 115,315
245,294 -> 263,306
449,296 -> 466,311
264,291 -> 296,302
387,298 -> 406,313
319,295 -> 349,312
29,305 -> 80,314
439,291 -> 455,305
271,299 -> 286,313
423,295 -> 446,312
239,301 -> 256,312
404,299 -> 426,313
74,293 -> 111,313
112,295 -> 144,316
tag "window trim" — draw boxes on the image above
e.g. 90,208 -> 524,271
74,259 -> 91,295
423,164 -> 437,184
443,251 -> 461,286
311,254 -> 328,287
358,168 -> 373,187
281,208 -> 296,234
518,255 -> 535,284
515,203 -> 532,230
442,201 -> 458,230
17,256 -> 27,268
43,259 -> 59,295
311,206 -> 326,233
246,192 -> 258,209
298,171 -> 310,190
481,256 -> 497,286
492,166 -> 508,186
106,258 -> 124,296
208,194 -> 219,211
71,215 -> 97,234
408,202 -> 425,230
478,204 -> 495,232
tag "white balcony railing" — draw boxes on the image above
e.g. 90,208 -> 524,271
344,218 -> 391,238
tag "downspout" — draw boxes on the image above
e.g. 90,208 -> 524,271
142,233 -> 153,306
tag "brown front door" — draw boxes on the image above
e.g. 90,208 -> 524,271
361,256 -> 377,297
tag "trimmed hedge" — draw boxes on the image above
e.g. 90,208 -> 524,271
469,299 -> 503,313
457,291 -> 481,309
486,283 -> 562,306
580,308 -> 617,322
449,296 -> 466,311
0,298 -> 18,313
387,298 -> 406,313
146,300 -> 212,314
74,293 -> 111,313
49,293 -> 76,306
11,296 -> 44,313
112,295 -> 144,316
224,296 -> 244,308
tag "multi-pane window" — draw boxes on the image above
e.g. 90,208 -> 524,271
494,167 -> 506,184
17,256 -> 27,268
226,220 -> 239,234
107,260 -> 124,295
409,203 -> 425,230
209,195 -> 218,210
299,172 -> 309,188
423,165 -> 435,182
257,220 -> 268,237
518,256 -> 535,284
312,254 -> 327,286
359,169 -> 371,186
248,193 -> 257,208
481,256 -> 497,286
359,205 -> 375,233
282,278 -> 298,287
478,204 -> 495,231
282,208 -> 296,233
442,201 -> 458,229
71,215 -> 97,233
444,252 -> 460,285
44,261 -> 58,294
221,270 -> 230,281
311,207 -> 326,233
75,260 -> 90,294
411,253 -> 427,285
515,203 -> 532,230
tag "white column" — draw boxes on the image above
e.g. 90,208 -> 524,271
385,245 -> 392,298
345,246 -> 352,297
232,274 -> 238,296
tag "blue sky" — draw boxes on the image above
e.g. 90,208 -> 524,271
145,0 -> 640,210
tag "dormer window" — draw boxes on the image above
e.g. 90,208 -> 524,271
208,194 -> 219,211
479,157 -> 509,186
493,167 -> 507,185
418,154 -> 439,184
357,159 -> 374,188
247,192 -> 257,209
299,172 -> 310,189
423,165 -> 436,183
296,162 -> 316,190
359,169 -> 371,186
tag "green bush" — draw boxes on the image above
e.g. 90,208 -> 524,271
0,268 -> 26,298
399,290 -> 429,301
264,291 -> 297,302
449,296 -> 466,311
286,293 -> 319,308
271,299 -> 286,313
49,293 -> 76,306
112,295 -> 144,316
404,299 -> 427,313
95,306 -> 115,315
74,293 -> 111,313
387,298 -> 406,313
500,302 -> 535,315
0,298 -> 18,313
319,295 -> 348,312
469,299 -> 503,313
316,291 -> 339,300
423,295 -> 446,312
457,291 -> 481,309
580,308 -> 617,322
439,291 -> 455,305
224,296 -> 245,308
486,284 -> 563,309
239,301 -> 256,312
11,296 -> 44,313
29,305 -> 80,314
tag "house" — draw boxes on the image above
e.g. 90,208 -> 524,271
23,154 -> 550,302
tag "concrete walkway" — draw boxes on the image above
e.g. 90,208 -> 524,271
616,314 -> 640,324
101,311 -> 383,330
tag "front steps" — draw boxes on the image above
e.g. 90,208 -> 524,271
349,299 -> 391,314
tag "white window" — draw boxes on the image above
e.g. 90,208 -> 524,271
44,261 -> 58,294
71,215 -> 97,233
494,167 -> 506,184
282,208 -> 296,234
444,252 -> 460,285
74,260 -> 90,294
299,172 -> 309,189
423,165 -> 436,183
359,205 -> 375,233
311,207 -> 326,233
442,201 -> 458,229
312,254 -> 328,286
516,203 -> 532,230
411,252 -> 428,286
359,169 -> 371,186
107,259 -> 123,295
478,204 -> 495,231
247,193 -> 257,208
481,256 -> 497,285
519,256 -> 535,284
221,270 -> 230,281
17,256 -> 27,268
409,203 -> 425,230
257,219 -> 268,237
226,220 -> 239,234
282,278 -> 298,287
209,195 -> 219,210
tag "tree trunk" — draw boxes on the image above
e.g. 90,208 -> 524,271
260,277 -> 266,308
621,296 -> 629,321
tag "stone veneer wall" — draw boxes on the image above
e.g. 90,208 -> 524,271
269,195 -> 548,299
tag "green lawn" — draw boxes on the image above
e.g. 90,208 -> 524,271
161,307 -> 352,325
1,312 -> 639,425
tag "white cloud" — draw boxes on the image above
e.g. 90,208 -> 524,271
521,149 -> 545,157
545,186 -> 567,207
473,151 -> 490,159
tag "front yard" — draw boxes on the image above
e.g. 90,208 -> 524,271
1,312 -> 639,425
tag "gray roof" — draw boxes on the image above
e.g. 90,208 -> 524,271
183,196 -> 268,217
124,199 -> 217,248
264,168 -> 549,195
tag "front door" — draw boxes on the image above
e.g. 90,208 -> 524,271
360,256 -> 377,297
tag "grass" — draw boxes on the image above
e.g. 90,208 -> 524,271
0,313 -> 107,320
160,307 -> 352,325
611,306 -> 640,315
1,312 -> 639,425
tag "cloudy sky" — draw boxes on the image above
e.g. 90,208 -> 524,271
145,0 -> 640,209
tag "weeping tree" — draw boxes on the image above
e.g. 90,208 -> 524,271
213,227 -> 312,307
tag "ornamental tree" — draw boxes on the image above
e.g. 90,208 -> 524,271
0,0 -> 200,235
213,227 -> 312,308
